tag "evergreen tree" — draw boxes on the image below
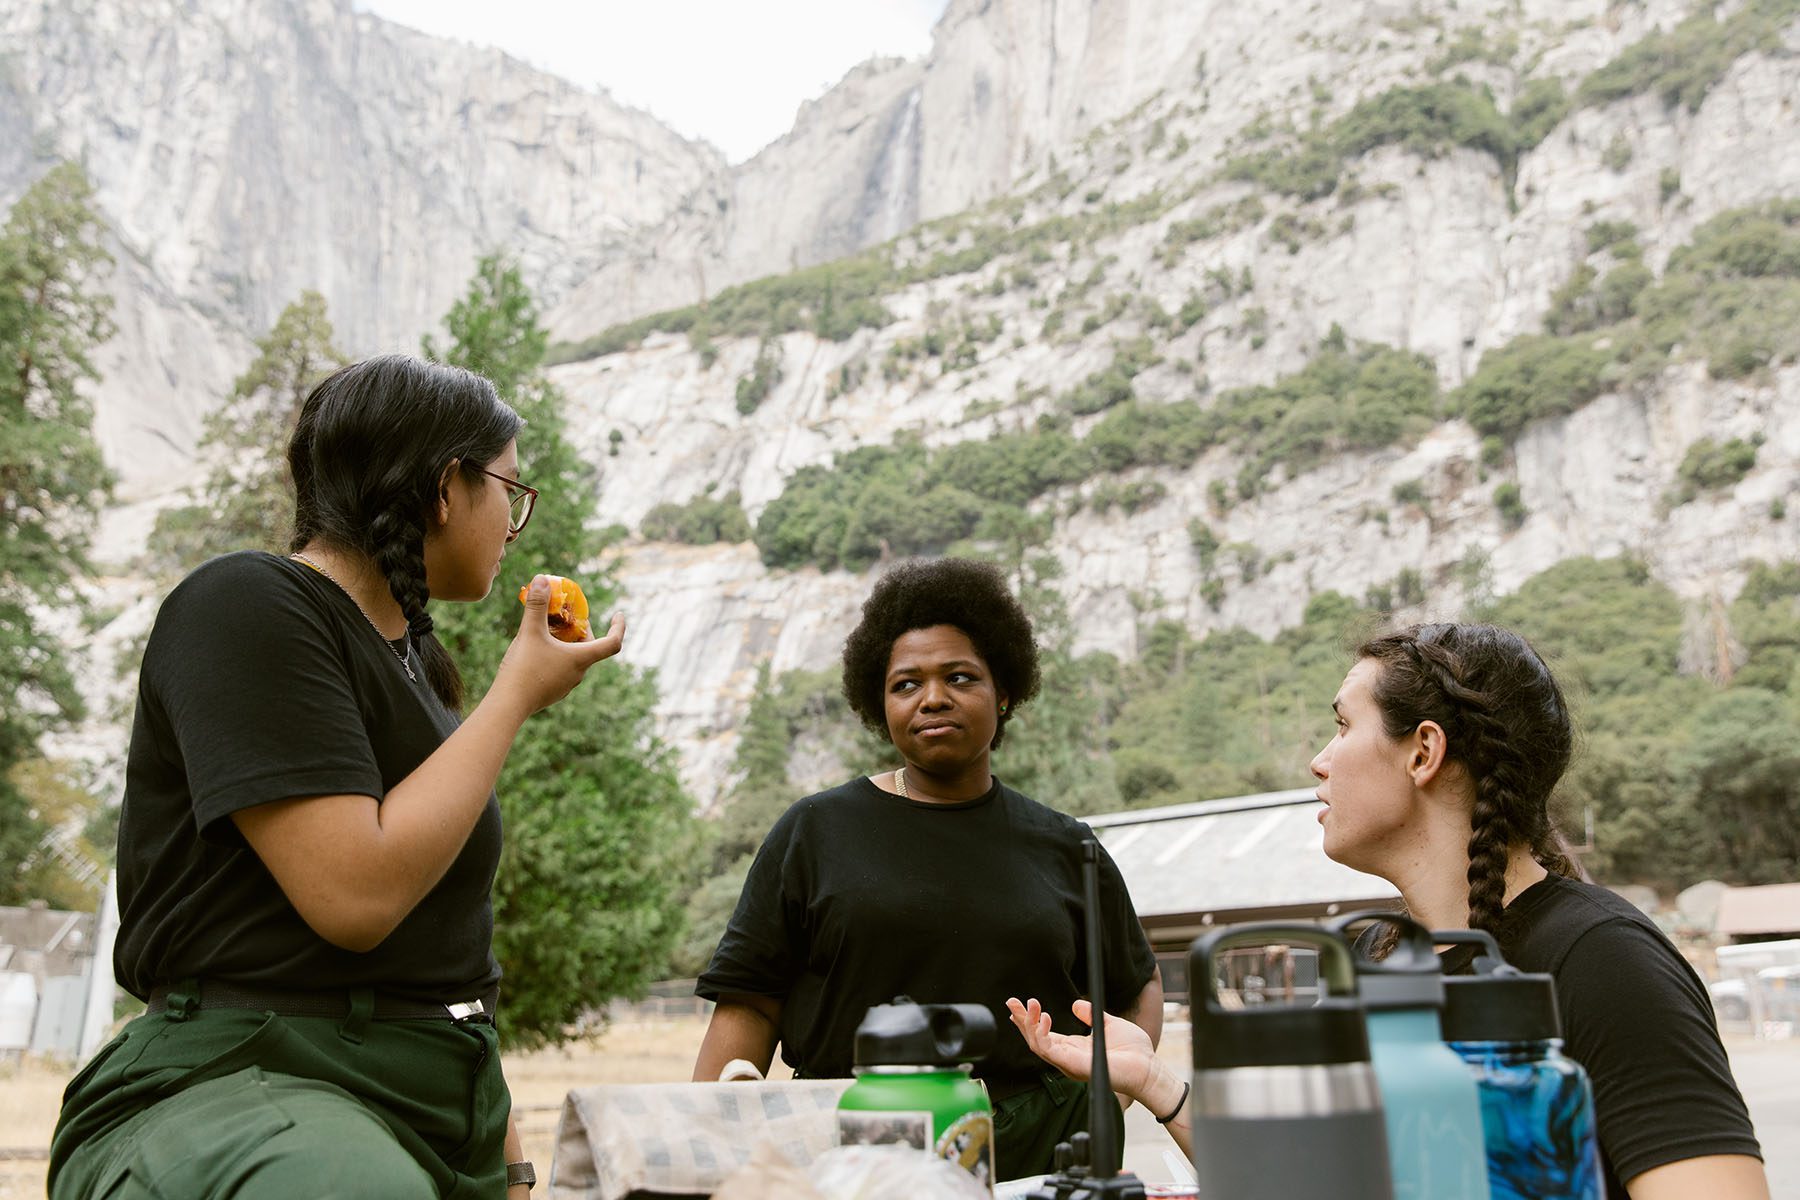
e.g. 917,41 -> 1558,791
427,253 -> 695,1047
148,291 -> 343,570
0,163 -> 115,902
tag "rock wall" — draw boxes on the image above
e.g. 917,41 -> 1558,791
1,0 -> 721,496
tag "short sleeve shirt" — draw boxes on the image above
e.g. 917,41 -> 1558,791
112,552 -> 502,1003
697,775 -> 1158,1088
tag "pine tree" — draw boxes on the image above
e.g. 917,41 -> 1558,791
428,253 -> 695,1047
0,163 -> 115,902
148,291 -> 343,571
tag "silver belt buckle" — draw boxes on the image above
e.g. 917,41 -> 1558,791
446,998 -> 486,1021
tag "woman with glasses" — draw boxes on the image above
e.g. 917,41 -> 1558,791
50,354 -> 614,1200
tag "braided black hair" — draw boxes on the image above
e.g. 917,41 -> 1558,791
1358,624 -> 1578,934
841,557 -> 1041,748
288,354 -> 522,711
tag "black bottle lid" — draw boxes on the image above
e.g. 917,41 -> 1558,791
1433,929 -> 1564,1043
853,997 -> 996,1067
1189,923 -> 1372,1070
1331,910 -> 1448,1011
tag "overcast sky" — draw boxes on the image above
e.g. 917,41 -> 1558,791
357,1 -> 951,163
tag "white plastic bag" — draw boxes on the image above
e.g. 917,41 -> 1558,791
807,1144 -> 991,1199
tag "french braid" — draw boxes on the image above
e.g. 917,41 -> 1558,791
1360,624 -> 1576,936
369,503 -> 462,712
286,355 -> 520,716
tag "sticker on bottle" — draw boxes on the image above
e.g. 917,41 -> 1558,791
838,1108 -> 931,1152
937,1109 -> 995,1187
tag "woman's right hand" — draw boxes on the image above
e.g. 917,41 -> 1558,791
494,574 -> 628,715
1007,996 -> 1193,1158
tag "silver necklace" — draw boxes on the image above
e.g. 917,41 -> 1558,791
895,766 -> 909,798
290,552 -> 417,682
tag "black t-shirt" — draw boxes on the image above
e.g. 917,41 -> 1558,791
113,551 -> 502,1003
1444,876 -> 1761,1196
696,775 -> 1158,1088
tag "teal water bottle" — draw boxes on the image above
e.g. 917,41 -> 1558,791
837,998 -> 997,1191
1336,913 -> 1489,1200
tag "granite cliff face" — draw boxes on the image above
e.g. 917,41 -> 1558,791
545,0 -> 1800,800
1,0 -> 722,495
10,0 -> 1800,806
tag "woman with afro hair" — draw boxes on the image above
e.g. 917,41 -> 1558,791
694,557 -> 1162,1177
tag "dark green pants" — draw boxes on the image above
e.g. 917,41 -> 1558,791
49,988 -> 508,1199
992,1072 -> 1128,1181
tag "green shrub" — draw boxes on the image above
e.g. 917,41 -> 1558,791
1586,220 -> 1640,255
1456,334 -> 1611,440
1428,27 -> 1520,73
1673,436 -> 1759,503
735,339 -> 784,415
1601,132 -> 1634,172
1225,79 -> 1545,201
1494,481 -> 1527,529
1267,211 -> 1329,254
1163,197 -> 1266,255
1546,260 -> 1653,334
1510,78 -> 1571,152
1576,0 -> 1800,114
1065,338 -> 1160,415
1392,479 -> 1427,506
1087,479 -> 1170,515
640,491 -> 753,544
1666,202 -> 1800,279
1215,342 -> 1442,493
1188,519 -> 1221,573
1395,567 -> 1426,607
1176,292 -> 1208,332
753,340 -> 1439,570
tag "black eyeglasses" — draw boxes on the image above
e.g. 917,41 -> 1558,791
472,465 -> 538,541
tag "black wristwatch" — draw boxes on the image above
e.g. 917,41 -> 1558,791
506,1160 -> 536,1190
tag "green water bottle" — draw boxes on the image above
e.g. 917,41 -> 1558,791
837,998 -> 998,1191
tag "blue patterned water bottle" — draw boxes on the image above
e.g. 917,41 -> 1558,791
1436,931 -> 1601,1200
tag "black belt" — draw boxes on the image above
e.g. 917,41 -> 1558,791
147,979 -> 499,1023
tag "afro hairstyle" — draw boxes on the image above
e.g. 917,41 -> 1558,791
841,557 -> 1041,748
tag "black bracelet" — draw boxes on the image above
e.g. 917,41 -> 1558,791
1155,1080 -> 1190,1125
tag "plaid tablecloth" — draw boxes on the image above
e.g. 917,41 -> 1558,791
549,1080 -> 852,1200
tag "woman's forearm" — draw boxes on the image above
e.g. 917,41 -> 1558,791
692,1000 -> 781,1082
232,685 -> 534,951
1136,1056 -> 1192,1160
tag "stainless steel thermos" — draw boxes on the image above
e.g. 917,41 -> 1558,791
1188,923 -> 1394,1200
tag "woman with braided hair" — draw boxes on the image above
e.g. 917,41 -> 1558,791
1310,622 -> 1766,1199
51,354 -> 624,1199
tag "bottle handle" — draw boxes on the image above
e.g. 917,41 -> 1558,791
1328,908 -> 1441,971
1190,922 -> 1358,1011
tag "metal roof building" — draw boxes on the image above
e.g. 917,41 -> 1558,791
1089,788 -> 1400,1000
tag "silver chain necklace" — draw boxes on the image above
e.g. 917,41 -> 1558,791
290,552 -> 417,682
